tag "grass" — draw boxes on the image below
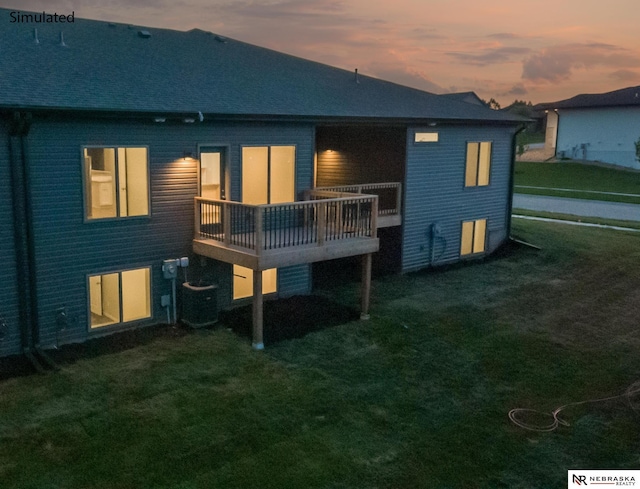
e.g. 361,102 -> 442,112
2,219 -> 640,488
514,161 -> 640,204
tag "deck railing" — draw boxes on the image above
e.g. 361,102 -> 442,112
311,182 -> 401,217
195,194 -> 378,253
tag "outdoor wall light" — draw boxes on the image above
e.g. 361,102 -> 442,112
183,118 -> 196,123
154,117 -> 166,123
183,151 -> 194,160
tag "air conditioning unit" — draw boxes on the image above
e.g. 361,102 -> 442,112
181,282 -> 218,328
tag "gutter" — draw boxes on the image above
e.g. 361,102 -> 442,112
8,112 -> 58,372
507,124 -> 527,239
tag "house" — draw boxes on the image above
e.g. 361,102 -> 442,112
536,85 -> 640,169
0,9 -> 524,362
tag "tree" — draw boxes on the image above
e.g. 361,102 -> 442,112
485,98 -> 501,110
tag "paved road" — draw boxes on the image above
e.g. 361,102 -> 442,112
513,194 -> 640,222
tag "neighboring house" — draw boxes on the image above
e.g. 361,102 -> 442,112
536,85 -> 640,169
0,10 -> 524,361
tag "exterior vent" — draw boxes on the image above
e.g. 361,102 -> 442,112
138,30 -> 152,38
214,35 -> 227,43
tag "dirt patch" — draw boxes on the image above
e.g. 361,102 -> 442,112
517,148 -> 555,162
220,295 -> 359,346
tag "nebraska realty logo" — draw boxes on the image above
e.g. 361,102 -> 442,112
569,470 -> 638,487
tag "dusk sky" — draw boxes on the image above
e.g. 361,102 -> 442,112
4,0 -> 640,105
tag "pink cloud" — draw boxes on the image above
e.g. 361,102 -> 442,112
522,43 -> 640,83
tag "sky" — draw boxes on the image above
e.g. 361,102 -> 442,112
3,0 -> 640,105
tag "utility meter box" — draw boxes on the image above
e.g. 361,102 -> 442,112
162,259 -> 179,279
181,282 -> 218,328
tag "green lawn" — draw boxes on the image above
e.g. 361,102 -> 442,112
514,161 -> 640,204
2,220 -> 640,488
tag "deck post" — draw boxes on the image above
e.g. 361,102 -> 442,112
360,253 -> 372,320
317,201 -> 326,246
395,183 -> 402,218
194,198 -> 202,238
252,269 -> 264,350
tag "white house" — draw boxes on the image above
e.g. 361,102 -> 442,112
536,85 -> 640,169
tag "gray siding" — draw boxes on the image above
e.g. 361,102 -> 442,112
556,106 -> 640,169
25,118 -> 314,350
0,120 -> 22,357
278,264 -> 312,298
402,125 -> 516,272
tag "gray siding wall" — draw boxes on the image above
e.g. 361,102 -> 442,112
402,125 -> 516,273
556,107 -> 640,169
0,119 -> 22,357
25,118 -> 314,350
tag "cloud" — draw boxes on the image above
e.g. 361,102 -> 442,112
486,33 -> 522,40
522,43 -> 640,83
447,46 -> 531,66
609,69 -> 640,83
365,61 -> 445,93
500,83 -> 528,96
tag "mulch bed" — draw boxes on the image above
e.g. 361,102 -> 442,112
0,295 -> 357,380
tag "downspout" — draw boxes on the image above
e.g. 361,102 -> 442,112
9,112 -> 57,371
507,124 -> 527,239
553,110 -> 560,159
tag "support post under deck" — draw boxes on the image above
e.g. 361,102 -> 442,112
360,253 -> 372,320
252,270 -> 264,350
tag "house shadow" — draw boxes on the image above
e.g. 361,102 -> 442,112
220,295 -> 359,346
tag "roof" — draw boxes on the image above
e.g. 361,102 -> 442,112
535,85 -> 640,111
0,9 -> 523,124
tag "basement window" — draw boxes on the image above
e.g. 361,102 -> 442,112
83,147 -> 149,219
460,219 -> 487,256
465,142 -> 492,187
414,132 -> 439,143
88,267 -> 151,329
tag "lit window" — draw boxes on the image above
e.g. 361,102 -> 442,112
460,219 -> 487,256
83,147 -> 149,219
88,267 -> 151,329
233,265 -> 277,300
414,132 -> 439,143
465,142 -> 491,187
242,146 -> 295,204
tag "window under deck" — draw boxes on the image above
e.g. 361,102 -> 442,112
193,192 -> 382,271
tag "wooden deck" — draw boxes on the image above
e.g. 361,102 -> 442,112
193,194 -> 380,271
191,186 -> 399,349
310,183 -> 402,228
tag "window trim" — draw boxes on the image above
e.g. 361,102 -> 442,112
464,141 -> 492,188
87,265 -> 153,332
460,218 -> 487,257
81,145 -> 151,222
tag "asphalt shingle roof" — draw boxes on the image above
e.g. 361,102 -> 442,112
0,9 -> 522,123
535,85 -> 640,110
